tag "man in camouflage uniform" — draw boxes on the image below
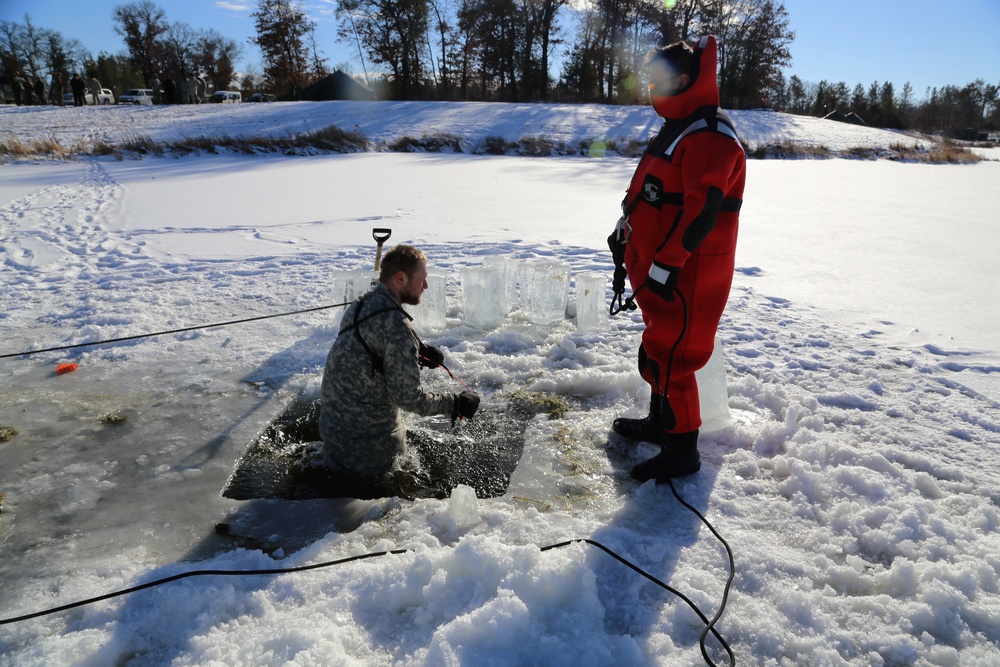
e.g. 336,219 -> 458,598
319,244 -> 480,498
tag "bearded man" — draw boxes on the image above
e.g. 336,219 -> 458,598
318,244 -> 480,497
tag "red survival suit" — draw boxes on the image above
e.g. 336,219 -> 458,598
621,35 -> 746,434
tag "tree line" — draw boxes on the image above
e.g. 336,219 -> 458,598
333,0 -> 795,108
778,75 -> 999,136
0,2 -> 242,102
1,0 -> 996,134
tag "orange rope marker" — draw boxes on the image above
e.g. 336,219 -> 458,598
56,363 -> 78,375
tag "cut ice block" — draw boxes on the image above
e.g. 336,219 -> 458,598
461,265 -> 504,328
329,271 -> 356,327
483,256 -> 518,314
330,270 -> 380,329
696,336 -> 732,433
347,270 -> 379,301
405,270 -> 447,332
517,262 -> 536,311
526,261 -> 570,326
574,271 -> 608,330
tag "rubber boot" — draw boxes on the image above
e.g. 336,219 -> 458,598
630,430 -> 701,482
612,395 -> 668,445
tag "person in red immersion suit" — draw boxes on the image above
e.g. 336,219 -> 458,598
608,35 -> 746,481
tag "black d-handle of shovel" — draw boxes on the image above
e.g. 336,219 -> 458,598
372,228 -> 392,270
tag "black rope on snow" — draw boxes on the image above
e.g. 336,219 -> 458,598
667,478 -> 737,667
0,549 -> 410,625
0,301 -> 353,360
542,480 -> 737,667
0,526 -> 735,667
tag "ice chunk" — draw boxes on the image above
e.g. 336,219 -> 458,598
483,256 -> 518,314
525,261 -> 571,326
405,269 -> 447,332
696,336 -> 732,433
461,265 -> 504,328
447,484 -> 480,525
574,271 -> 608,331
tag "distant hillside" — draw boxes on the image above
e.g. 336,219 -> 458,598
0,100 -> 982,162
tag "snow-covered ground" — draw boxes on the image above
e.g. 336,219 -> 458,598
1,101 -> 999,666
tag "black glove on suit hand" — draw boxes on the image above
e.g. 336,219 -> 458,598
644,260 -> 680,302
452,390 -> 481,425
419,342 -> 445,369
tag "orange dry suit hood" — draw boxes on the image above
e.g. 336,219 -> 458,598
650,35 -> 720,121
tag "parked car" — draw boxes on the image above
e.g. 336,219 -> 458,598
211,90 -> 242,103
63,92 -> 95,105
62,90 -> 114,105
118,89 -> 154,105
247,92 -> 277,103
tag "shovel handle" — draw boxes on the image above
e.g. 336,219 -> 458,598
372,228 -> 392,270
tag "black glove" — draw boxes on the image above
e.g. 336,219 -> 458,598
452,390 -> 481,425
644,260 -> 680,301
419,342 -> 444,369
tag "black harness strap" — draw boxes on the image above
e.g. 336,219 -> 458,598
621,105 -> 743,217
658,191 -> 743,213
338,294 -> 413,376
609,106 -> 743,317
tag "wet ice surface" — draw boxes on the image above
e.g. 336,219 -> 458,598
221,396 -> 530,503
1,104 -> 999,664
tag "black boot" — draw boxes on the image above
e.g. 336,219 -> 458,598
631,430 -> 701,482
612,396 -> 667,444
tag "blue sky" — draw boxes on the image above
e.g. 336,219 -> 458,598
3,0 -> 999,98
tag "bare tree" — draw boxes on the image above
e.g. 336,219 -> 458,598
196,29 -> 242,91
1,14 -> 89,90
336,0 -> 430,99
425,0 -> 452,98
112,0 -> 168,85
160,21 -> 197,77
251,0 -> 323,96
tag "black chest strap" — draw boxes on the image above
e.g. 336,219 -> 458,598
338,294 -> 412,375
621,106 -> 743,217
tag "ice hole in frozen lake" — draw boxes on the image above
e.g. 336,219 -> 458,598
223,395 -> 532,503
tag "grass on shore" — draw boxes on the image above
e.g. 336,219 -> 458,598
0,124 -> 985,163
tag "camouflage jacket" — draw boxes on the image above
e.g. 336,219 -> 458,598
318,283 -> 455,478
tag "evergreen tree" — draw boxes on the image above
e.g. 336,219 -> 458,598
786,74 -> 807,114
87,52 -> 144,94
707,0 -> 794,109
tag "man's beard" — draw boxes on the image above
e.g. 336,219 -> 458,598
400,289 -> 421,306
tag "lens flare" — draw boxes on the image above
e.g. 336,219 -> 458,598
589,138 -> 608,158
663,0 -> 677,8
